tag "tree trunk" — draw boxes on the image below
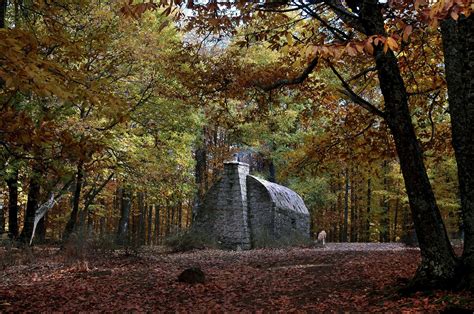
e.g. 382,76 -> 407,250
177,201 -> 182,231
268,159 -> 276,183
380,160 -> 390,242
83,172 -> 114,234
19,166 -> 41,242
336,179 -> 343,242
195,140 -> 207,202
171,203 -> 176,234
86,208 -> 93,232
0,198 -> 4,235
0,0 -> 7,28
359,0 -> 457,287
155,205 -> 160,244
63,161 -> 84,241
366,177 -> 371,241
116,187 -> 131,245
393,197 -> 399,242
350,169 -> 357,242
138,192 -> 145,245
36,214 -> 47,242
99,216 -> 105,238
166,202 -> 171,236
6,169 -> 19,239
343,168 -> 349,242
441,14 -> 474,289
147,205 -> 153,245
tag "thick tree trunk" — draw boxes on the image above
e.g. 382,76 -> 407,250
0,0 -> 7,28
195,145 -> 207,201
359,0 -> 457,287
441,14 -> 474,289
116,187 -> 131,245
36,215 -> 46,242
6,169 -> 19,239
63,161 -> 84,241
20,166 -> 41,242
193,143 -> 207,225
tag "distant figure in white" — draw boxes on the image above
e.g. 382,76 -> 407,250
317,230 -> 327,246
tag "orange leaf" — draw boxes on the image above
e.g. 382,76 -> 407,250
364,42 -> 374,55
450,10 -> 459,20
346,45 -> 357,56
386,37 -> 399,51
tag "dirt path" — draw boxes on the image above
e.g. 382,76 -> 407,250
0,243 -> 472,312
315,242 -> 417,251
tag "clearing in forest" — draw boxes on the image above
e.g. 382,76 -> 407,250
0,243 -> 472,312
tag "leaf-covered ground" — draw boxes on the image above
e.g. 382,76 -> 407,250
1,243 -> 473,312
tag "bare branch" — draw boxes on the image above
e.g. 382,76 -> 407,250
322,0 -> 365,34
95,79 -> 155,131
327,62 -> 386,118
256,56 -> 319,91
428,91 -> 441,142
348,66 -> 377,82
84,172 -> 115,209
295,0 -> 350,42
407,85 -> 442,97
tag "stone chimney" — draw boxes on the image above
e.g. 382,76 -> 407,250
221,161 -> 251,249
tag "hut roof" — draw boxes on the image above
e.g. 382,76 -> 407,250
248,176 -> 309,215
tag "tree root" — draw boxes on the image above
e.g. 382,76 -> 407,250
398,259 -> 462,295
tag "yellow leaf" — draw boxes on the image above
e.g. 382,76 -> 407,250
286,32 -> 294,46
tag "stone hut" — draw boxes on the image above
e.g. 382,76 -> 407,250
193,161 -> 310,249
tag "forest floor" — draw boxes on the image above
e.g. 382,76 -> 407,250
0,242 -> 473,312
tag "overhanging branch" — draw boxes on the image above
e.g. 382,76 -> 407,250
328,62 -> 385,118
256,56 -> 319,91
295,0 -> 350,42
348,66 -> 376,82
322,0 -> 365,34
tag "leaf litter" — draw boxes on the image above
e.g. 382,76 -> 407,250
0,243 -> 473,312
